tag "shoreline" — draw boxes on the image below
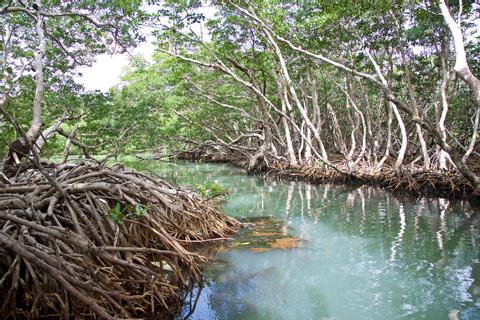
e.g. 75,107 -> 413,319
174,151 -> 480,209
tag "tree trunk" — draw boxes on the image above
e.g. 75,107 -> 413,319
275,71 -> 298,165
345,79 -> 367,167
440,0 -> 480,204
436,40 -> 455,170
393,11 -> 430,170
25,0 -> 45,143
60,129 -> 77,164
439,0 -> 480,110
326,103 -> 347,156
377,100 -> 393,168
391,102 -> 408,173
261,27 -> 328,161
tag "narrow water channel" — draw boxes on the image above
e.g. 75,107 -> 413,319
129,160 -> 480,320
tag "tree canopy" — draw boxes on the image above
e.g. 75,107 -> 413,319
1,0 -> 480,190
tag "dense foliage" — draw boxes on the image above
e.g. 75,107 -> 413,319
1,0 -> 480,187
0,0 -> 147,156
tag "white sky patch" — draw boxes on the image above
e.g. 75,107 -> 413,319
76,39 -> 155,92
76,5 -> 217,93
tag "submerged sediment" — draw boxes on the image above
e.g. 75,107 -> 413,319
0,162 -> 240,319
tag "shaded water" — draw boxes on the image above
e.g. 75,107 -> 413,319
127,159 -> 480,320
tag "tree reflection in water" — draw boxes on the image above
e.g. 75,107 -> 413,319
136,162 -> 480,320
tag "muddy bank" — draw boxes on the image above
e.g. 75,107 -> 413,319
175,150 -> 479,208
0,162 -> 240,319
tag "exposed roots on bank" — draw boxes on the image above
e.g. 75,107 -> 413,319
0,163 -> 239,319
175,148 -> 477,201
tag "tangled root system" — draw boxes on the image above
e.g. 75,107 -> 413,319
0,163 -> 239,319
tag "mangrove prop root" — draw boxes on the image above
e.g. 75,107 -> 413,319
0,163 -> 240,319
175,148 -> 476,199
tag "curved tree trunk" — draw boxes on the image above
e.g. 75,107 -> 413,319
377,101 -> 393,168
391,102 -> 408,173
440,0 -> 480,203
392,11 -> 430,170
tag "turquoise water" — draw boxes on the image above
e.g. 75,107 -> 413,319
128,160 -> 480,320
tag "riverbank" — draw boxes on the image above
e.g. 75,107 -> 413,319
175,150 -> 480,208
0,162 -> 240,319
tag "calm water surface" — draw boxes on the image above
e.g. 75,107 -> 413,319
128,160 -> 480,320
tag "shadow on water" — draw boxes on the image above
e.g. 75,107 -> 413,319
124,159 -> 480,320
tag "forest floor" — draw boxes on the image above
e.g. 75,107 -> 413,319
0,161 -> 240,319
175,150 -> 480,208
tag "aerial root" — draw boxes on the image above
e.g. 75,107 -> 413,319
175,148 -> 474,198
0,163 -> 240,319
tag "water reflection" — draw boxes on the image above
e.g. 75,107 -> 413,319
126,161 -> 480,320
389,203 -> 406,263
437,198 -> 449,252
